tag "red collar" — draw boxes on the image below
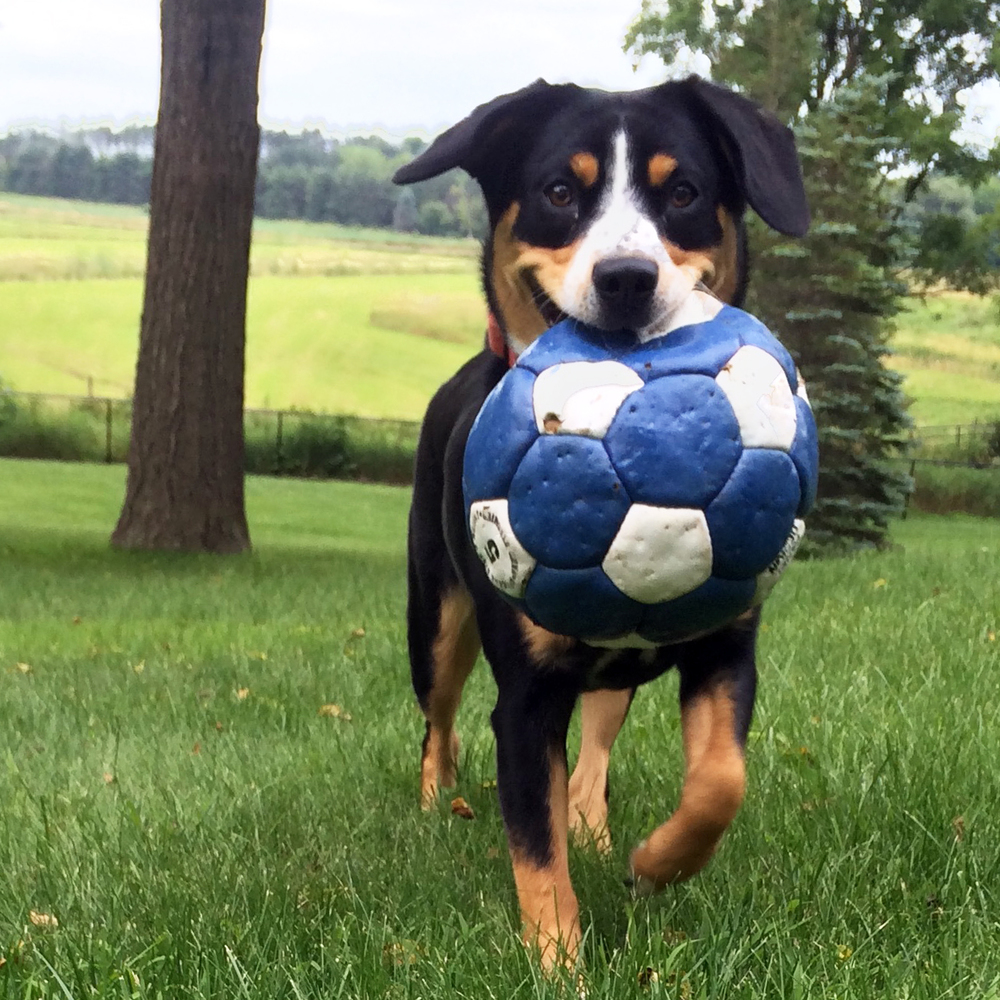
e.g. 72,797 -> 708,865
487,312 -> 518,369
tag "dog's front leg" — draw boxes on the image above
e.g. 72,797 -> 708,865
491,670 -> 582,970
568,686 -> 635,853
629,615 -> 758,891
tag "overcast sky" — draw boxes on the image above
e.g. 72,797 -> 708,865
1,0 -> 997,149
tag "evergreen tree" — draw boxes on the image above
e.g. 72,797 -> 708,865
743,78 -> 912,551
626,0 -> 1000,186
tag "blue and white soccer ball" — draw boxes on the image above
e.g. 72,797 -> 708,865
462,301 -> 819,647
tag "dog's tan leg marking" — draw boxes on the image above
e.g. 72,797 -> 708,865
420,587 -> 480,808
629,680 -> 745,890
567,688 -> 632,853
518,614 -> 575,666
510,751 -> 581,971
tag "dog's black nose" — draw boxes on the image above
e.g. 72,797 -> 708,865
592,257 -> 659,325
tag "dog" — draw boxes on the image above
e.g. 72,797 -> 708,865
392,76 -> 809,969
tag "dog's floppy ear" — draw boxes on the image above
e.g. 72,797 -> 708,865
680,77 -> 810,237
393,80 -> 579,188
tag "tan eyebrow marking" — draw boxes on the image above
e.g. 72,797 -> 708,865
569,152 -> 599,188
648,153 -> 678,188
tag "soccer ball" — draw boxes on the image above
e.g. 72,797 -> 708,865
462,302 -> 819,648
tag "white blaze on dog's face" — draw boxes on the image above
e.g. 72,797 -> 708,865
559,132 -> 723,343
482,115 -> 745,353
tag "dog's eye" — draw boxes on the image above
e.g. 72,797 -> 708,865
669,182 -> 698,209
545,182 -> 574,209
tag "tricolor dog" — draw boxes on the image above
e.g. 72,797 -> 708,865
392,76 -> 809,968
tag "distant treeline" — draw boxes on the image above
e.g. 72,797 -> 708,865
896,174 -> 1000,294
1,125 -> 998,283
0,128 -> 153,206
0,125 -> 488,238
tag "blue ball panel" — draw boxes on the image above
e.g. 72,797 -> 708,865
517,319 -> 634,374
789,397 -> 819,516
705,449 -> 800,579
463,367 -> 538,503
525,564 -> 643,640
625,306 -> 744,379
508,436 -> 631,569
605,375 -> 741,507
736,313 -> 798,391
639,576 -> 756,644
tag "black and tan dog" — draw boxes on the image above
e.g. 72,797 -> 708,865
393,76 -> 809,968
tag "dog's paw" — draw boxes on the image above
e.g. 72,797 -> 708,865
569,810 -> 612,855
567,772 -> 612,855
419,728 -> 460,809
626,840 -> 660,896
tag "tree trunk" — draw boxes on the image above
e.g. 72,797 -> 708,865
112,0 -> 266,553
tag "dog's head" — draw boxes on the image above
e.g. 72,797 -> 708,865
394,77 -> 808,353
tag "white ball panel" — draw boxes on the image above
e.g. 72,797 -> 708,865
796,375 -> 811,406
716,345 -> 797,450
602,505 -> 713,604
754,518 -> 805,604
532,360 -> 642,438
468,500 -> 536,598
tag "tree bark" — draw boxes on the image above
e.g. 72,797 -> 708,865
112,0 -> 265,553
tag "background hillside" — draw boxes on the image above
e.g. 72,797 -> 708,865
1,192 -> 998,426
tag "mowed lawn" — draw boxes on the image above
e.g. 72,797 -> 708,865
2,193 -> 999,425
1,458 -> 999,998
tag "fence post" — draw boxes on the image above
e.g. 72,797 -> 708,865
901,458 -> 917,520
105,398 -> 114,463
275,411 -> 284,474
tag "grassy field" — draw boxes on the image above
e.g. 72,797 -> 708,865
0,274 -> 483,418
2,193 -> 999,424
0,193 -> 483,419
890,294 -> 1000,426
1,458 -> 999,998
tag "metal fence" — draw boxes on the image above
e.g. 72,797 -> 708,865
905,420 -> 1000,468
3,390 -> 124,463
2,388 -> 998,479
1,389 -> 422,481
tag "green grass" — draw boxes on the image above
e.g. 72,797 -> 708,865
0,274 -> 482,417
0,192 -> 478,256
1,459 -> 999,997
0,193 -> 484,417
245,276 -> 481,416
908,463 -> 1000,517
0,193 -> 477,283
890,294 -> 1000,426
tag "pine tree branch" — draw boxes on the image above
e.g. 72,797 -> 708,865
902,164 -> 932,204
